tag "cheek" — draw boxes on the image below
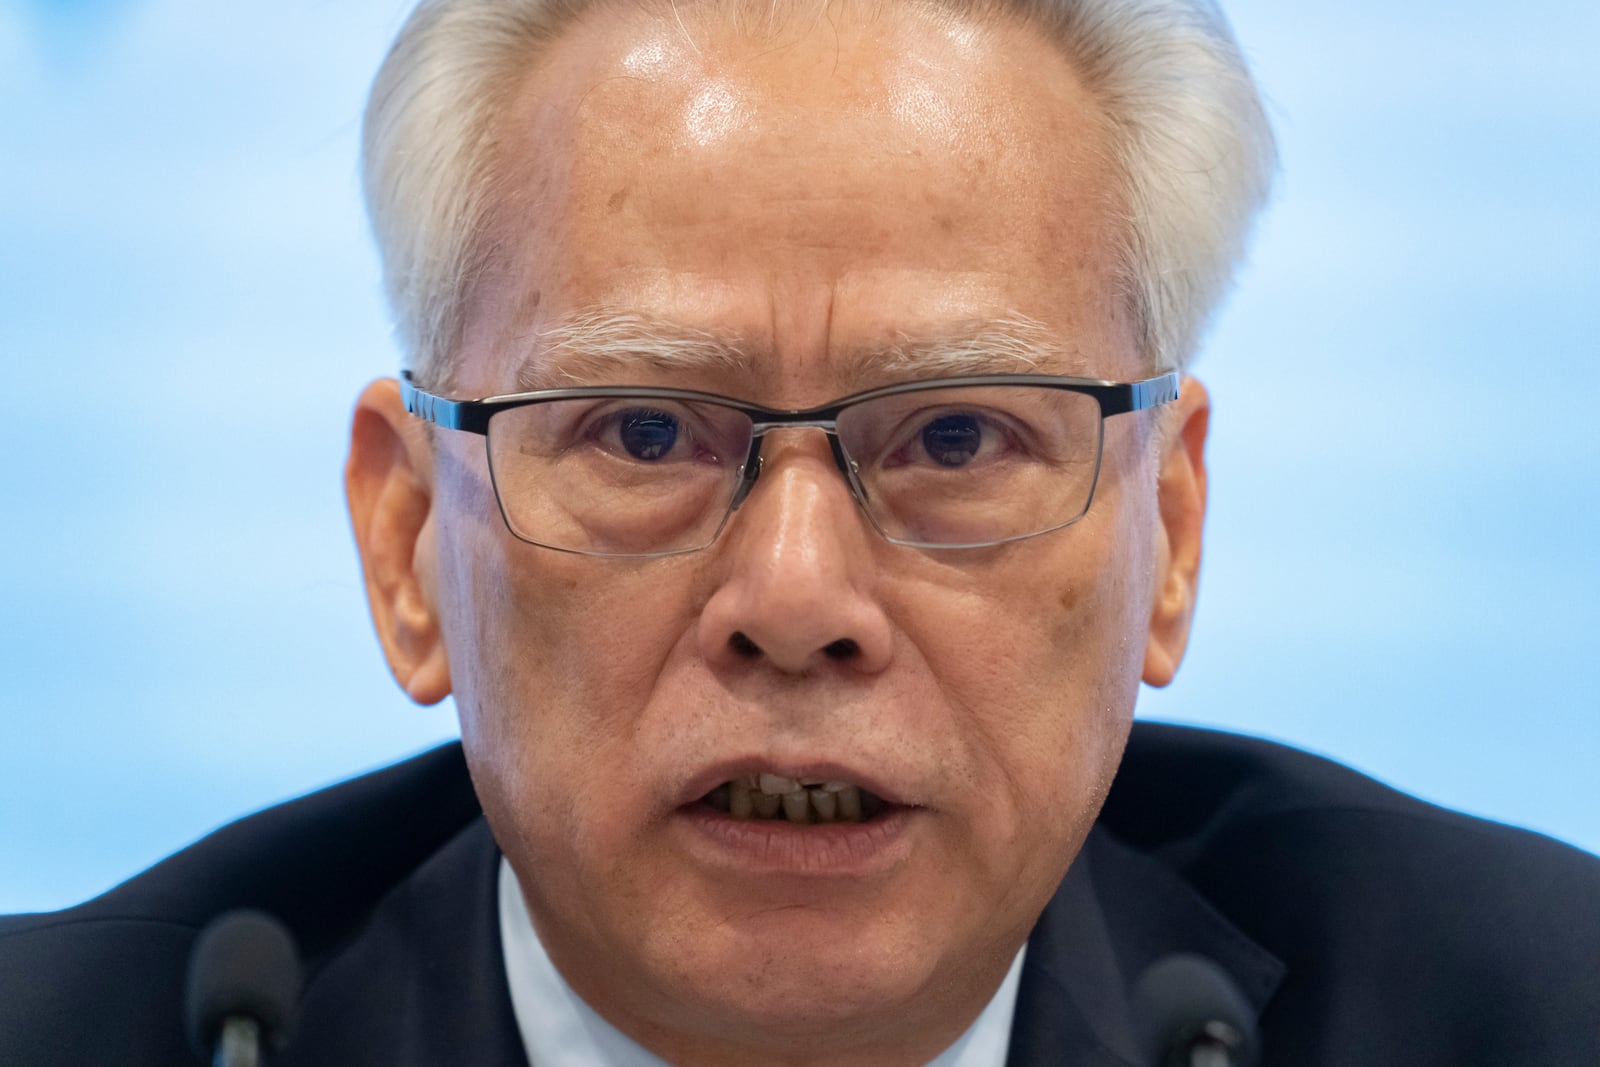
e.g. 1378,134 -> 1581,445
902,475 -> 1153,879
434,497 -> 702,855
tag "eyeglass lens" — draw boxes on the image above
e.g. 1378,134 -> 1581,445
483,385 -> 1105,555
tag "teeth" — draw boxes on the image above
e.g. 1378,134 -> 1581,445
729,778 -> 754,820
781,790 -> 810,824
715,775 -> 879,824
752,790 -> 781,819
837,785 -> 862,822
811,789 -> 837,822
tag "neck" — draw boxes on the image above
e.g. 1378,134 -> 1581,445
560,936 -> 1030,1067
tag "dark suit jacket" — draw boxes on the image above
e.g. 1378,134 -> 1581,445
4,723 -> 1597,1065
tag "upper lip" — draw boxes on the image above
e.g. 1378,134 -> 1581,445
674,758 -> 917,810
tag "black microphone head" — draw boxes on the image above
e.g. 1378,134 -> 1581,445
184,908 -> 303,1061
1131,953 -> 1260,1067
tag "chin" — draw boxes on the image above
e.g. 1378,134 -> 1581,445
643,897 -> 955,1042
662,949 -> 940,1054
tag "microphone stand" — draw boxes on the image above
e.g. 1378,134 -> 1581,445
1133,953 -> 1260,1067
184,909 -> 302,1067
214,1016 -> 264,1067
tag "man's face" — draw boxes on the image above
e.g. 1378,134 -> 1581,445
354,5 -> 1204,1064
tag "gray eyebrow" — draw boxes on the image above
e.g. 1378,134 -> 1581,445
864,316 -> 1058,381
514,311 -> 749,391
512,309 -> 1062,392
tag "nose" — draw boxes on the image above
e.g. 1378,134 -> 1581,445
696,435 -> 893,676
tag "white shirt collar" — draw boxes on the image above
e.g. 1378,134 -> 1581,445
498,857 -> 1027,1067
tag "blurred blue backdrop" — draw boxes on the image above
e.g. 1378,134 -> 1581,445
1,0 -> 1595,912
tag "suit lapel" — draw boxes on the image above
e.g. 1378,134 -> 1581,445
284,818 -> 528,1066
1007,827 -> 1283,1066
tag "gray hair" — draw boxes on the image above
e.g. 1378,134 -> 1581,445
362,0 -> 1275,382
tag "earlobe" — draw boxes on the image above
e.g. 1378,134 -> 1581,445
1142,377 -> 1210,688
345,378 -> 453,705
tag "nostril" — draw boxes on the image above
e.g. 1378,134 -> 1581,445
729,631 -> 762,658
823,638 -> 859,661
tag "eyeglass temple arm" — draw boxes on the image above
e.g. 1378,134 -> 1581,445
1097,372 -> 1180,416
398,372 -> 493,434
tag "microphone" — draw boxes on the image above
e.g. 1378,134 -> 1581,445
1131,953 -> 1259,1067
184,909 -> 303,1067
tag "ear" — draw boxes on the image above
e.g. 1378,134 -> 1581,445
345,378 -> 452,705
1142,376 -> 1210,688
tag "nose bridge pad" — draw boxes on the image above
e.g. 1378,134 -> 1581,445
728,446 -> 763,511
728,427 -> 862,513
826,434 -> 869,504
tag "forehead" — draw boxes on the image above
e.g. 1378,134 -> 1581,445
466,1 -> 1134,393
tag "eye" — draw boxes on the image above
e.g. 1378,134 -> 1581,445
615,408 -> 681,461
920,413 -> 984,467
570,400 -> 747,466
858,403 -> 1023,473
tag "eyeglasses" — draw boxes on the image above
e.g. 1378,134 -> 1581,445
400,370 -> 1179,557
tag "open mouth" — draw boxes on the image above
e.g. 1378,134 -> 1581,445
700,774 -> 890,825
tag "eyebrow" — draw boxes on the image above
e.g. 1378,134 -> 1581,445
510,308 -> 1065,395
514,310 -> 747,391
867,317 -> 1059,381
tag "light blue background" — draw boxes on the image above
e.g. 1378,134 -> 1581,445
1,1 -> 1595,913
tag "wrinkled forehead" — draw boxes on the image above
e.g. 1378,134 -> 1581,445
463,0 -> 1133,395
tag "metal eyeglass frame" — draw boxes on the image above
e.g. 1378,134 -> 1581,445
398,369 -> 1180,556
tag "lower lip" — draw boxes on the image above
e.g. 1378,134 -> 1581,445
672,803 -> 918,877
